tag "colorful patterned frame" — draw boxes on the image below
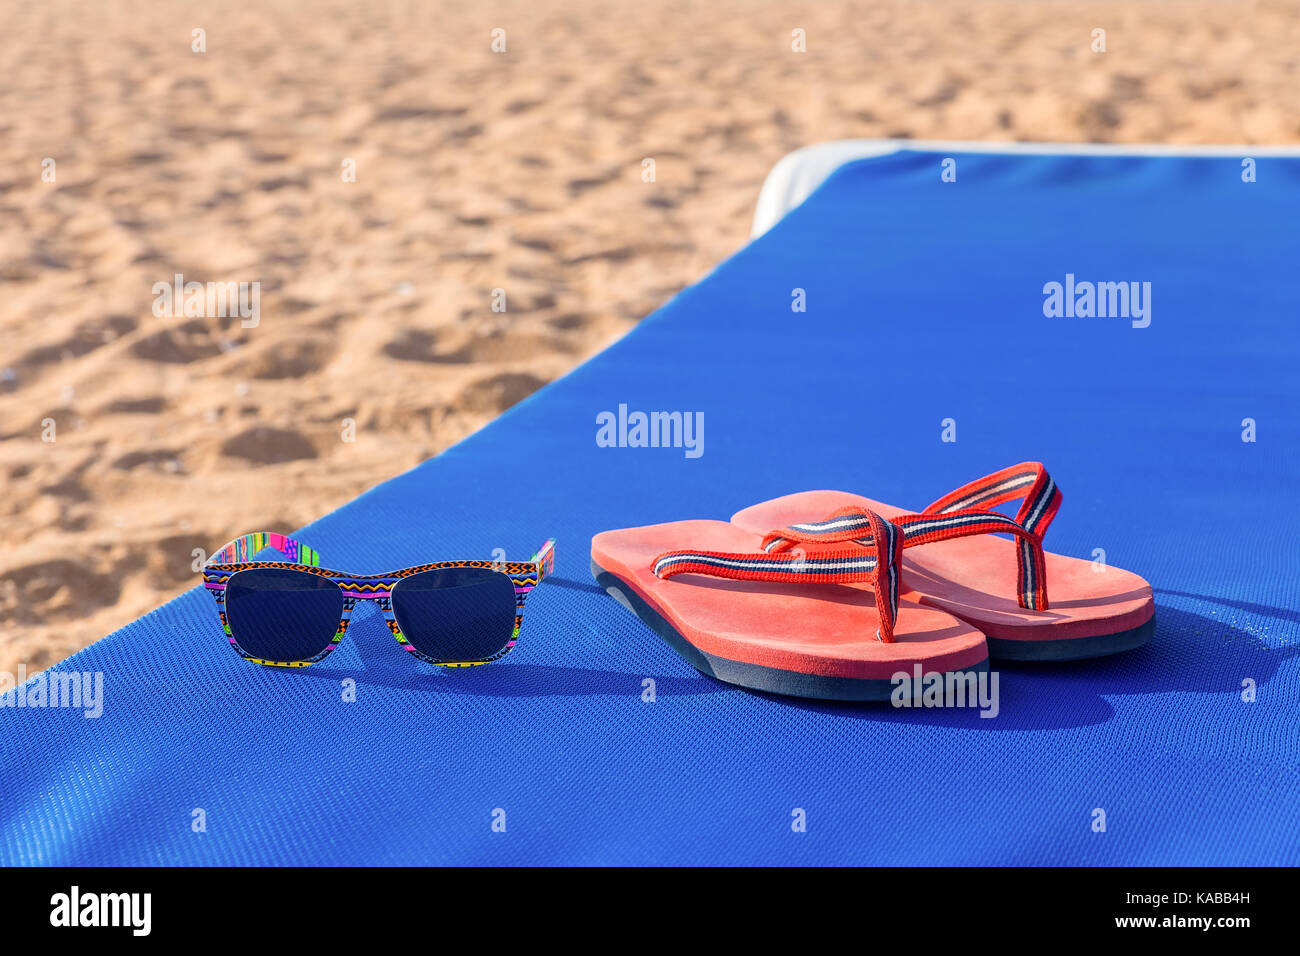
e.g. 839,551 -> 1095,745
201,532 -> 556,668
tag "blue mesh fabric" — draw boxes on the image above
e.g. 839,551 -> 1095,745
2,150 -> 1297,864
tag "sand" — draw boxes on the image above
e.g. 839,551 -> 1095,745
1,0 -> 1296,674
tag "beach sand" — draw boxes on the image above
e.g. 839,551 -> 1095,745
1,0 -> 1296,673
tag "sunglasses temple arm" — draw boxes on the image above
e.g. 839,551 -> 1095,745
204,531 -> 323,568
529,538 -> 556,582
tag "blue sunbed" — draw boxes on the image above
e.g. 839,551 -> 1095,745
3,143 -> 1297,865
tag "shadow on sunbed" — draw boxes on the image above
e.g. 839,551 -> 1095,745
280,598 -> 723,699
741,602 -> 1298,731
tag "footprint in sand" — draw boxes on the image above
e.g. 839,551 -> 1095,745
131,319 -> 240,364
219,426 -> 318,464
99,395 -> 168,415
110,448 -> 184,472
1,558 -> 120,625
242,336 -> 334,380
376,104 -> 467,122
567,167 -> 622,196
16,315 -> 138,374
383,328 -> 575,365
460,372 -> 549,416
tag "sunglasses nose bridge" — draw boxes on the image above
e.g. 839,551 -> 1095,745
337,578 -> 398,605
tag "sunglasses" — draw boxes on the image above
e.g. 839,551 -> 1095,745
201,532 -> 555,668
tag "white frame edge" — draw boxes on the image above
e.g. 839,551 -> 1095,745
750,138 -> 1300,238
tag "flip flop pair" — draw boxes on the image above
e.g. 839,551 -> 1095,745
591,463 -> 1155,701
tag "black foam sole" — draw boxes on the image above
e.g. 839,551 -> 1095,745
986,615 -> 1156,661
591,558 -> 990,702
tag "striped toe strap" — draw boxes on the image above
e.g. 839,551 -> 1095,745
651,507 -> 904,642
897,461 -> 1063,611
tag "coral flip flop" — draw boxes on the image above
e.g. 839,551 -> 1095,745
590,507 -> 988,700
731,463 -> 1154,661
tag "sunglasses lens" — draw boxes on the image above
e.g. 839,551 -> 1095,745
224,568 -> 344,663
391,567 -> 518,662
